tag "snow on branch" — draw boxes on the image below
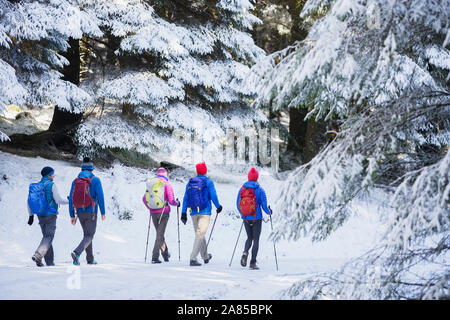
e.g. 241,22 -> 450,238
165,56 -> 255,103
119,18 -> 215,57
273,90 -> 449,299
0,59 -> 26,109
19,69 -> 92,113
217,0 -> 262,29
88,0 -> 154,37
253,0 -> 450,118
0,130 -> 9,142
273,90 -> 449,239
1,0 -> 101,41
98,71 -> 185,108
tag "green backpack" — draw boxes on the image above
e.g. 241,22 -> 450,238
145,178 -> 166,209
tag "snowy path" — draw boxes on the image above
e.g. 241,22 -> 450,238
0,257 -> 347,300
0,151 -> 382,299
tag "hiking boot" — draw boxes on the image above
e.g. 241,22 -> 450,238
32,254 -> 44,267
190,260 -> 202,266
249,261 -> 259,270
204,253 -> 212,264
71,251 -> 80,266
163,253 -> 171,262
152,259 -> 162,264
240,251 -> 248,267
87,260 -> 97,265
46,262 -> 55,266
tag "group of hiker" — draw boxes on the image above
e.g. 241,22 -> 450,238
27,158 -> 105,267
27,159 -> 273,270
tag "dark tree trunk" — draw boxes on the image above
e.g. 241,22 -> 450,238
287,0 -> 308,43
47,38 -> 83,152
304,116 -> 327,163
287,107 -> 308,153
122,103 -> 135,119
286,0 -> 309,155
285,0 -> 328,163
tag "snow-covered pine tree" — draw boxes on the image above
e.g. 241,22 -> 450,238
76,0 -> 267,166
0,0 -> 102,142
251,0 -> 449,299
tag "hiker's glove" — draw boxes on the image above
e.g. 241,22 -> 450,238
181,213 -> 187,225
216,205 -> 223,214
27,215 -> 34,226
176,199 -> 180,208
269,208 -> 273,215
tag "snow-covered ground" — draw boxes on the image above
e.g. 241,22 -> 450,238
0,151 -> 383,299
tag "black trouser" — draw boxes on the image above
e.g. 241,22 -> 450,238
243,219 -> 262,263
74,212 -> 97,263
35,215 -> 57,265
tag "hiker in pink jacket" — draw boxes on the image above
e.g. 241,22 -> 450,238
143,168 -> 180,263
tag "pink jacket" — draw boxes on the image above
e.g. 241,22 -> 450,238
143,176 -> 179,214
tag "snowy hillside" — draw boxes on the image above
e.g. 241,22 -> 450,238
0,151 -> 384,299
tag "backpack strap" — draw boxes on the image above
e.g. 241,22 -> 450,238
43,180 -> 55,207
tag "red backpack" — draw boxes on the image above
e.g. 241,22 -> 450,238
239,187 -> 257,222
72,177 -> 93,212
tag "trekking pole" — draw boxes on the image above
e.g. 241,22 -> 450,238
229,220 -> 244,267
268,206 -> 279,271
176,199 -> 181,261
158,201 -> 168,225
144,213 -> 152,263
206,211 -> 219,250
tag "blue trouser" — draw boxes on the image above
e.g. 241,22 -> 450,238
35,215 -> 57,265
74,212 -> 97,263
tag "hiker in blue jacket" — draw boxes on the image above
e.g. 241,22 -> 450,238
236,168 -> 272,270
181,162 -> 222,266
68,157 -> 106,265
28,166 -> 69,267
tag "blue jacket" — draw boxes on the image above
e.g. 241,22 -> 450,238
236,181 -> 270,221
182,175 -> 220,216
69,170 -> 105,217
40,177 -> 57,216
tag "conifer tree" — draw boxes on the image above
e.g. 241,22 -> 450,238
252,0 -> 450,299
0,0 -> 102,143
76,0 -> 267,163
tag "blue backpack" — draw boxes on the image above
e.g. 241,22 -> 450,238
28,181 -> 57,215
186,177 -> 209,213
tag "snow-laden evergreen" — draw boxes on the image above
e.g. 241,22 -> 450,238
0,58 -> 26,141
250,0 -> 450,299
76,0 -> 267,163
0,0 -> 102,140
252,0 -> 449,118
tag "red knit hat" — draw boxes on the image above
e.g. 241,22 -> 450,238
248,167 -> 259,181
196,162 -> 207,175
